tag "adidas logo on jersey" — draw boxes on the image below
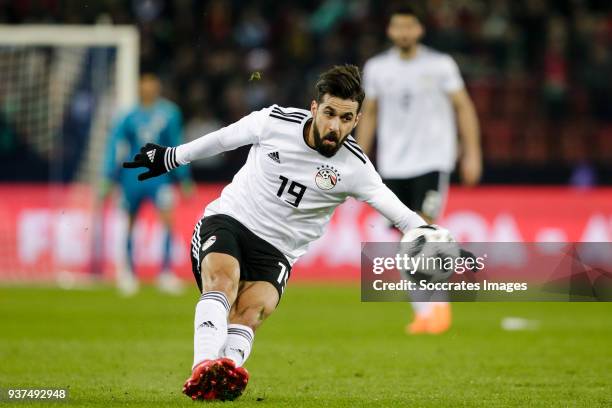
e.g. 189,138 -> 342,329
146,149 -> 156,162
268,151 -> 281,163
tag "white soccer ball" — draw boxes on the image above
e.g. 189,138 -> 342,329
401,224 -> 456,244
400,225 -> 460,282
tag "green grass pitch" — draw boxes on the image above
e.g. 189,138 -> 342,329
1,284 -> 611,407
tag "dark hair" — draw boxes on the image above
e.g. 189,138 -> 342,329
139,63 -> 161,77
388,3 -> 423,22
315,64 -> 366,112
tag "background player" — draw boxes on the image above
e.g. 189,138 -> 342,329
101,72 -> 193,296
357,5 -> 482,334
123,65 -> 458,401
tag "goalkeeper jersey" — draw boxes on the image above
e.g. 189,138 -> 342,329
176,105 -> 425,264
104,98 -> 190,187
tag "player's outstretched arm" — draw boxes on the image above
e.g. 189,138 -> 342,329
353,166 -> 474,267
122,143 -> 180,181
123,107 -> 272,181
350,160 -> 426,232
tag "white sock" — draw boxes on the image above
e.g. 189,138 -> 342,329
412,301 -> 449,316
223,324 -> 254,367
411,301 -> 433,316
192,291 -> 230,369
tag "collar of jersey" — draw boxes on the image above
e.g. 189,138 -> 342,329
392,44 -> 423,61
301,117 -> 318,153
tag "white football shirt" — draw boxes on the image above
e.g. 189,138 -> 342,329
363,45 -> 464,178
176,105 -> 425,264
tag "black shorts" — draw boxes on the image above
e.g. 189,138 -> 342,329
190,214 -> 291,298
383,171 -> 449,221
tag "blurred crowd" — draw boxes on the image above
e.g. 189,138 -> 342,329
1,0 -> 611,184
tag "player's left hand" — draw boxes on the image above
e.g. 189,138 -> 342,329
122,142 -> 180,181
460,152 -> 482,186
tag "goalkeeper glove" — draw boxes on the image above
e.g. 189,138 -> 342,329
122,143 -> 180,181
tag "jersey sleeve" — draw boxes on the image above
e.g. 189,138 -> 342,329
176,106 -> 271,164
102,113 -> 129,181
440,55 -> 465,93
362,59 -> 380,100
350,161 -> 426,233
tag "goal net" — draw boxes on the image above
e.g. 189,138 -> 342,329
0,25 -> 138,283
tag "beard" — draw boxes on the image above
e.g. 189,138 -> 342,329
313,119 -> 344,158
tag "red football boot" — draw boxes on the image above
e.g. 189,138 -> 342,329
182,359 -> 217,401
182,358 -> 249,401
219,364 -> 249,401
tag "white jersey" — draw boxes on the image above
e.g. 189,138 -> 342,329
176,105 -> 425,264
363,45 -> 465,178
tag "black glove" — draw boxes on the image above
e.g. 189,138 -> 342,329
122,143 -> 180,181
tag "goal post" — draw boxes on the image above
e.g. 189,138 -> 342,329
0,25 -> 139,110
0,25 -> 139,282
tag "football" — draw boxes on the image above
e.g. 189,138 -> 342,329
400,225 -> 461,283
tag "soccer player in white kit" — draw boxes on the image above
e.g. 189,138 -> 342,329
357,5 -> 482,335
123,65 -> 454,401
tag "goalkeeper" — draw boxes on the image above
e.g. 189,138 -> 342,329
101,72 -> 193,296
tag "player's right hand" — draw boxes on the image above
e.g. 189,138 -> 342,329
122,142 -> 180,181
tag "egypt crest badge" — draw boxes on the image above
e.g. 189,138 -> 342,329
314,165 -> 341,190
